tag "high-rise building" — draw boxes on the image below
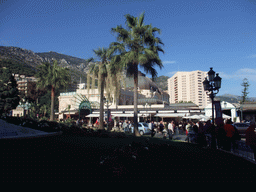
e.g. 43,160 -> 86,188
168,70 -> 210,108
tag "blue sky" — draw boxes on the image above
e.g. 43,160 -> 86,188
1,0 -> 256,96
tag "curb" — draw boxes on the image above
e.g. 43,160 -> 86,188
0,131 -> 62,140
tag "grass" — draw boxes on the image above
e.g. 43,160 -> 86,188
2,133 -> 256,183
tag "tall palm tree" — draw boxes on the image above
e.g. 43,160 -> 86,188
89,47 -> 112,130
36,60 -> 70,121
110,12 -> 164,136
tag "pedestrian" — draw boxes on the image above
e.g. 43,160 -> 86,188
149,121 -> 155,137
223,119 -> 235,151
168,121 -> 174,140
128,121 -> 131,133
159,121 -> 164,133
123,120 -> 128,133
192,122 -> 198,133
95,118 -> 99,127
204,120 -> 213,147
216,122 -> 226,149
197,121 -> 207,147
76,119 -> 79,126
192,121 -> 199,143
246,122 -> 256,161
185,122 -> 192,142
119,120 -> 123,129
185,122 -> 190,136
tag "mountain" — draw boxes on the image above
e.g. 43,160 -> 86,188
0,46 -> 44,69
153,75 -> 169,90
37,51 -> 89,72
215,94 -> 240,103
216,94 -> 256,103
0,46 -> 91,89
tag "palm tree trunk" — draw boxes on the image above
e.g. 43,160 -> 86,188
133,64 -> 140,136
50,85 -> 55,121
99,71 -> 105,130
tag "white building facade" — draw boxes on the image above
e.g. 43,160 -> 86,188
204,101 -> 237,122
58,72 -> 170,120
168,70 -> 210,109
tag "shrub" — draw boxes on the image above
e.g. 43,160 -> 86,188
37,120 -> 61,132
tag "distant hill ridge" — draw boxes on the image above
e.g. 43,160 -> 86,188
0,46 -> 92,88
216,94 -> 256,103
1,46 -> 255,101
0,46 -> 90,72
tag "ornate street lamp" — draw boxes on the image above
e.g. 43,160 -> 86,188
203,68 -> 222,149
203,67 -> 222,125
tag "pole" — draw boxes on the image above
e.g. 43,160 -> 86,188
211,92 -> 216,149
211,93 -> 214,125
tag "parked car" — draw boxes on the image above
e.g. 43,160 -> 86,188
131,122 -> 151,136
233,123 -> 249,138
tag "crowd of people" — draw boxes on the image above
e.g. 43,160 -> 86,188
151,119 -> 256,161
72,116 -> 256,161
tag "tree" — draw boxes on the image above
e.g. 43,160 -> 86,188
40,104 -> 48,118
36,60 -> 70,121
241,78 -> 249,103
109,12 -> 164,136
0,68 -> 20,115
88,47 -> 112,129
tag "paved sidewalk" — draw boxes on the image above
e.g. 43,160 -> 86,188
154,132 -> 187,141
0,119 -> 60,139
154,132 -> 255,163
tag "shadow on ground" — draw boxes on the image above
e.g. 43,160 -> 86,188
2,134 -> 256,182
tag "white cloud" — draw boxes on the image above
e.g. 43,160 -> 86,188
163,60 -> 176,65
247,54 -> 256,58
168,71 -> 178,76
220,68 -> 256,81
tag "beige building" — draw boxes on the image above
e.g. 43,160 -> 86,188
12,74 -> 37,117
58,72 -> 170,120
168,70 -> 210,108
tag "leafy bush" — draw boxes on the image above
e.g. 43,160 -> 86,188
37,120 -> 61,132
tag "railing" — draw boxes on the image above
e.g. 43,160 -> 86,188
231,141 -> 255,162
186,133 -> 255,163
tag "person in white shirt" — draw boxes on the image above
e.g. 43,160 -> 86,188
149,121 -> 155,137
168,121 -> 175,140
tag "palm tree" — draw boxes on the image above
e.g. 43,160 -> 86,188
89,47 -> 112,130
36,60 -> 70,121
110,12 -> 164,136
40,104 -> 48,117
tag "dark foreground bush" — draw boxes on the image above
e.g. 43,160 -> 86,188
37,120 -> 61,132
2,116 -> 23,125
1,116 -> 128,138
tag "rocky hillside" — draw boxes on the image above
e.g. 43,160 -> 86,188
0,46 -> 171,92
0,46 -> 91,87
153,75 -> 168,90
37,51 -> 90,72
0,46 -> 44,68
216,94 -> 256,103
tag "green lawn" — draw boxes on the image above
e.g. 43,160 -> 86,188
2,134 -> 256,182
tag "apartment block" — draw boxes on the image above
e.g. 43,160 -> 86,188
168,70 -> 210,108
13,74 -> 37,97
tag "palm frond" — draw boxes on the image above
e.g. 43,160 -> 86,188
137,12 -> 145,27
124,14 -> 137,28
111,25 -> 129,42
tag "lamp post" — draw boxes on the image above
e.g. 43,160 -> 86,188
203,68 -> 222,149
203,68 -> 222,125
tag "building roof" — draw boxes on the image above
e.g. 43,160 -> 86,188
125,71 -> 160,91
241,102 -> 256,111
